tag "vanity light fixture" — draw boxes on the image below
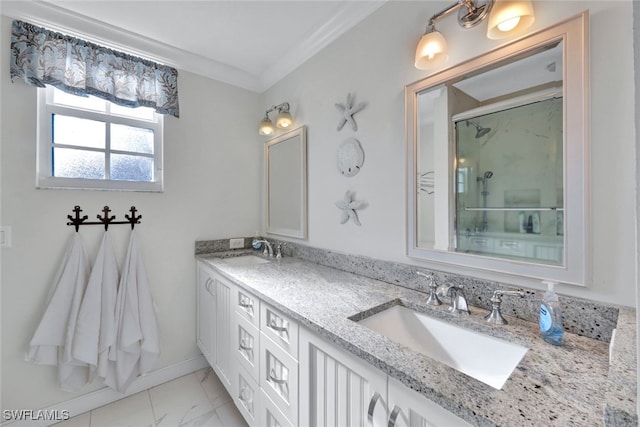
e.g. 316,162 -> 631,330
258,102 -> 293,136
414,0 -> 535,70
486,0 -> 535,39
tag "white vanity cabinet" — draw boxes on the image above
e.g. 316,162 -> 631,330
197,260 -> 470,427
215,274 -> 235,389
387,377 -> 472,427
196,262 -> 217,367
196,261 -> 235,390
299,327 -> 388,427
299,327 -> 471,427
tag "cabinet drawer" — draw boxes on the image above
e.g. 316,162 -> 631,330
233,312 -> 260,382
259,392 -> 294,427
236,287 -> 260,328
468,237 -> 493,251
261,303 -> 299,358
533,244 -> 563,263
234,364 -> 259,426
260,333 -> 298,424
494,239 -> 526,257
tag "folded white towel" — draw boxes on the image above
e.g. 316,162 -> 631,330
105,230 -> 159,393
26,233 -> 92,392
72,231 -> 118,383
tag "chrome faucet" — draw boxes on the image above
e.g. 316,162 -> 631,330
484,290 -> 525,325
275,242 -> 286,259
437,284 -> 470,316
253,239 -> 274,257
416,271 -> 441,305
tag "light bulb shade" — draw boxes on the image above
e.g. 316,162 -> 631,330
259,117 -> 274,136
486,0 -> 535,40
275,110 -> 293,129
414,30 -> 448,70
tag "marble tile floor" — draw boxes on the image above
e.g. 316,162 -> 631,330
53,368 -> 247,427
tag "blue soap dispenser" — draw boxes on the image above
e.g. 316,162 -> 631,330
539,280 -> 564,345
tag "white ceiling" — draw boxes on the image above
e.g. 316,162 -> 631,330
1,0 -> 386,92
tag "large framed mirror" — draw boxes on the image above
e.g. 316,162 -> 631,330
406,12 -> 588,285
265,126 -> 307,239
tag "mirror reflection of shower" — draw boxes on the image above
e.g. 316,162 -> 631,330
477,171 -> 493,232
466,120 -> 491,138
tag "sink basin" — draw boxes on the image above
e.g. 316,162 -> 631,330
222,255 -> 270,266
357,304 -> 528,389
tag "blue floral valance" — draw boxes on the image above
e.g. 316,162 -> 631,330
10,20 -> 180,118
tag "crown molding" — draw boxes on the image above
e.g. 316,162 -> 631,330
259,0 -> 386,91
1,0 -> 386,93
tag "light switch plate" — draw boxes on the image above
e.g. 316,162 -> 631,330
0,226 -> 12,248
229,238 -> 244,249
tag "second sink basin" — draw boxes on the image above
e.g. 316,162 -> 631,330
222,254 -> 270,266
356,304 -> 528,389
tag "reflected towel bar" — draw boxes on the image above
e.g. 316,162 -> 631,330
464,207 -> 564,211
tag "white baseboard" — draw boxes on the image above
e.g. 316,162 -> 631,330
2,355 -> 209,427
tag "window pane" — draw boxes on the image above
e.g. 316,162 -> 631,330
111,154 -> 153,181
110,103 -> 155,120
53,88 -> 105,111
53,115 -> 105,149
53,147 -> 105,179
111,124 -> 154,154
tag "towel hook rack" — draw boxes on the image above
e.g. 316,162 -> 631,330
67,205 -> 142,231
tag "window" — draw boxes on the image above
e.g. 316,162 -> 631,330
37,86 -> 163,191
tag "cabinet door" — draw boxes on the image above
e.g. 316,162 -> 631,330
387,377 -> 472,427
215,275 -> 234,390
196,262 -> 216,367
299,327 -> 388,427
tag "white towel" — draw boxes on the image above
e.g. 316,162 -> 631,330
105,230 -> 159,393
26,233 -> 92,392
72,232 -> 118,383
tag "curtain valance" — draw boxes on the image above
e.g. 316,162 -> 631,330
10,20 -> 180,118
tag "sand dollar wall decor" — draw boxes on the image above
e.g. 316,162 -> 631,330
337,138 -> 365,177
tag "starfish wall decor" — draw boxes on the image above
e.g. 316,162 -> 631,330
335,190 -> 366,226
335,93 -> 366,132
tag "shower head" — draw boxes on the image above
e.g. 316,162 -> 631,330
477,171 -> 493,184
466,120 -> 491,138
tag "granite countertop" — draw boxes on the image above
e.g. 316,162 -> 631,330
197,251 -> 632,427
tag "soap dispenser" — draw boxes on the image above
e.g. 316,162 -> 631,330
251,232 -> 262,251
539,281 -> 564,346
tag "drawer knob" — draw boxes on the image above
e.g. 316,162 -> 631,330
268,368 -> 288,385
239,339 -> 253,352
204,278 -> 215,295
239,296 -> 253,310
388,405 -> 402,427
269,368 -> 289,398
367,392 -> 381,424
269,319 -> 289,334
239,387 -> 253,403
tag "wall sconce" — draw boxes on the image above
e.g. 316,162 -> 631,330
258,102 -> 293,136
414,0 -> 535,70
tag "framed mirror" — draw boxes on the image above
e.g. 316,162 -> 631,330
265,126 -> 307,239
406,12 -> 588,285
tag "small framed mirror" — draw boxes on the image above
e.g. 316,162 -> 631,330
406,12 -> 588,285
265,126 -> 307,239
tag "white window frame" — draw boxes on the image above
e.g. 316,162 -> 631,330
36,86 -> 164,192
